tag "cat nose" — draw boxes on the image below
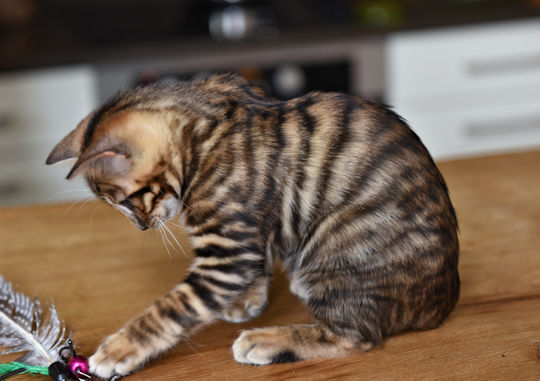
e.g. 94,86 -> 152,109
139,225 -> 149,231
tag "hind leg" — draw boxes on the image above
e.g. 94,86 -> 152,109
232,271 -> 383,365
233,323 -> 368,365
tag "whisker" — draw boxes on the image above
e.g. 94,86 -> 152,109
163,220 -> 184,229
62,196 -> 93,218
62,199 -> 83,217
160,219 -> 181,245
162,220 -> 188,257
88,203 -> 100,225
157,224 -> 172,258
162,190 -> 192,212
46,188 -> 92,202
183,336 -> 200,354
73,197 -> 94,217
179,200 -> 193,211
159,221 -> 177,257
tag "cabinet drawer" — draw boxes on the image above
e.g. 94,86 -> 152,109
399,98 -> 540,159
0,65 -> 97,205
0,137 -> 60,166
0,65 -> 97,141
0,160 -> 92,205
393,80 -> 540,115
387,18 -> 540,100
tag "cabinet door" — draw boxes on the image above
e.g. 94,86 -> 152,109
0,66 -> 97,205
386,18 -> 540,101
402,98 -> 540,159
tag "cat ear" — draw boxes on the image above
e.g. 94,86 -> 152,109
46,111 -> 95,165
66,137 -> 132,179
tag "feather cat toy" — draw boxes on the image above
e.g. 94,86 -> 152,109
0,276 -> 90,381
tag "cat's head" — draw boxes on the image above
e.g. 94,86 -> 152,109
47,107 -> 181,230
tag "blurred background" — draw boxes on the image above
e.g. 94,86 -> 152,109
1,0 -> 540,206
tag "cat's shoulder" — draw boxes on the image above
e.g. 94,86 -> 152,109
286,91 -> 399,118
191,73 -> 266,99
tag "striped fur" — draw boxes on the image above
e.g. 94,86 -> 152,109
47,73 -> 459,378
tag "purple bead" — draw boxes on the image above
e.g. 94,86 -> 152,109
68,355 -> 89,375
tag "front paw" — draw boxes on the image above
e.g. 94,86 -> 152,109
222,297 -> 267,323
221,278 -> 268,323
89,330 -> 146,379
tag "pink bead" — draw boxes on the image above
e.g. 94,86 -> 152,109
68,355 -> 89,375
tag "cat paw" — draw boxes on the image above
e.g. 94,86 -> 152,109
221,280 -> 268,323
89,330 -> 145,379
222,298 -> 267,323
232,328 -> 295,365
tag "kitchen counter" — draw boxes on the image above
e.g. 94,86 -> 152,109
0,150 -> 539,380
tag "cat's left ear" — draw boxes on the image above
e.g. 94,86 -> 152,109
46,111 -> 95,165
66,137 -> 132,179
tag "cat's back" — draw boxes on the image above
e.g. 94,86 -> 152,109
280,91 -> 437,173
276,92 -> 453,224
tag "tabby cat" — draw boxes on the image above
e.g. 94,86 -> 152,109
47,73 -> 459,379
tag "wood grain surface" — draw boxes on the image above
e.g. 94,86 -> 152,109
1,150 -> 539,380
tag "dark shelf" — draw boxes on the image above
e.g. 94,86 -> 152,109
1,0 -> 540,72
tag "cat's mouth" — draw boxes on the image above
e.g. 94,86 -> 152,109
130,216 -> 159,231
132,214 -> 150,231
137,223 -> 149,231
147,216 -> 165,230
120,197 -> 179,231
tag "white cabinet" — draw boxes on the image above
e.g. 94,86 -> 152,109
386,18 -> 540,159
0,66 -> 98,205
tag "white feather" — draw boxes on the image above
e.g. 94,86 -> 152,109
0,275 -> 69,367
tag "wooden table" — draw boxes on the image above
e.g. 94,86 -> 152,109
1,150 -> 539,380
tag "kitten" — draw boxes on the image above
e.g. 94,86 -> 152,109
47,74 -> 459,379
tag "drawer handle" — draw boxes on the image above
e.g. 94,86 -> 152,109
466,114 -> 540,137
0,181 -> 22,197
468,53 -> 540,76
0,114 -> 15,131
